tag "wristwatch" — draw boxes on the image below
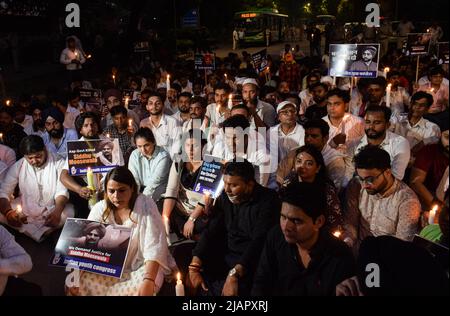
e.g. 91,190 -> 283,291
228,268 -> 239,278
188,216 -> 197,223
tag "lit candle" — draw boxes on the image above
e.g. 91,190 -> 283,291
175,272 -> 185,296
106,133 -> 110,139
383,67 -> 390,79
5,99 -> 11,106
87,54 -> 92,59
332,76 -> 337,88
112,74 -> 116,85
228,94 -> 233,110
166,75 -> 171,92
124,97 -> 129,109
16,204 -> 22,215
428,204 -> 438,225
333,230 -> 342,239
128,118 -> 133,128
224,73 -> 228,81
86,167 -> 95,189
385,83 -> 392,108
0,133 -> 3,143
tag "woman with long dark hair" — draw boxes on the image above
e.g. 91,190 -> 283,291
68,166 -> 176,296
280,145 -> 343,232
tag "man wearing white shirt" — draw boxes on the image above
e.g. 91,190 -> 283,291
323,88 -> 365,153
0,144 -> 16,168
390,91 -> 441,159
212,115 -> 271,187
0,136 -> 73,242
60,91 -> 82,130
140,93 -> 181,159
172,92 -> 192,125
386,71 -> 410,115
355,106 -> 410,180
60,37 -> 86,71
269,101 -> 305,164
242,78 -> 277,128
299,72 -> 321,116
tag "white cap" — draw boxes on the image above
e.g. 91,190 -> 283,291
157,82 -> 167,89
242,78 -> 259,88
320,76 -> 334,86
235,77 -> 246,85
276,101 -> 296,114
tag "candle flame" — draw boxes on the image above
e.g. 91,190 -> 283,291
387,83 -> 392,88
87,167 -> 92,172
87,54 -> 92,59
384,67 -> 390,73
177,272 -> 181,281
333,230 -> 342,238
106,133 -> 110,138
430,88 -> 435,93
128,119 -> 133,127
6,100 -> 11,106
167,74 -> 170,80
17,205 -> 22,213
432,204 -> 439,212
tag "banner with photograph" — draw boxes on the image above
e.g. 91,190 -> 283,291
67,139 -> 123,176
405,33 -> 432,56
194,53 -> 216,70
50,218 -> 132,279
251,49 -> 268,74
79,88 -> 103,112
437,42 -> 449,65
193,155 -> 224,198
329,43 -> 380,78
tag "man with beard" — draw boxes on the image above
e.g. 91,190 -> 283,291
204,83 -> 232,129
60,112 -> 104,218
131,89 -> 152,122
344,147 -> 420,248
0,106 -> 28,159
81,222 -> 106,249
42,107 -> 78,159
172,92 -> 192,125
357,77 -> 387,117
252,181 -> 355,296
410,121 -> 449,210
354,106 -> 410,180
103,105 -> 136,161
186,161 -> 280,296
183,96 -> 207,133
0,135 -> 73,241
139,92 -> 181,159
29,104 -> 46,137
242,79 -> 277,129
350,46 -> 379,73
305,82 -> 330,121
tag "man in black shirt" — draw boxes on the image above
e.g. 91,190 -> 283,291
251,181 -> 356,296
0,106 -> 27,159
187,160 -> 281,296
305,82 -> 329,121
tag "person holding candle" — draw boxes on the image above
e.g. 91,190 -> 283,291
390,91 -> 441,162
0,135 -> 74,242
417,66 -> 449,115
101,89 -> 140,130
187,160 -> 280,296
410,122 -> 449,210
59,37 -> 86,86
251,181 -> 355,296
385,71 -> 410,115
66,166 -> 177,296
242,78 -> 277,129
357,77 -> 388,118
344,147 -> 421,250
203,83 -> 232,132
161,129 -> 211,240
103,106 -> 137,162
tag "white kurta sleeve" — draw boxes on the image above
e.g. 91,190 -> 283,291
0,160 -> 21,200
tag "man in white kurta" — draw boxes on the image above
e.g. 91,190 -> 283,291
0,136 -> 73,242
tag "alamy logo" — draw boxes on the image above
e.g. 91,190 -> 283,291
365,263 -> 380,288
365,3 -> 380,28
65,3 -> 80,28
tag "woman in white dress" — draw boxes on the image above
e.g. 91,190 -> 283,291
67,166 -> 177,296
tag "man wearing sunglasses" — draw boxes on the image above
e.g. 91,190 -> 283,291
344,146 -> 421,250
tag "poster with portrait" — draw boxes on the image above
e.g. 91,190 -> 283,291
194,53 -> 216,70
329,43 -> 380,78
67,139 -> 123,176
251,49 -> 268,74
193,155 -> 224,198
50,218 -> 132,279
405,33 -> 432,56
79,88 -> 103,113
437,42 -> 449,65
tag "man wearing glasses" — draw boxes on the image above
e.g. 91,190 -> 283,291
343,146 -> 421,250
